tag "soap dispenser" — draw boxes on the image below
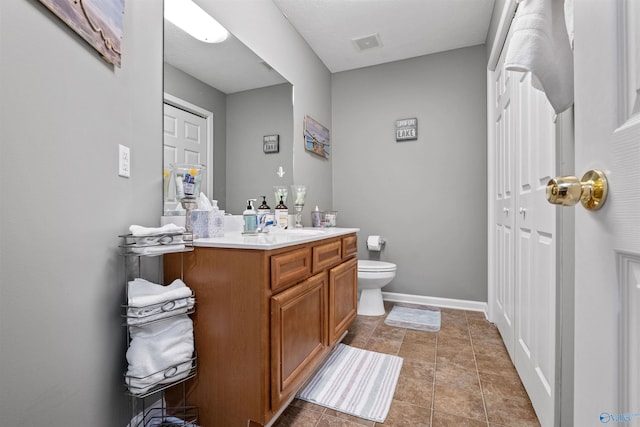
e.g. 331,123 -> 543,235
243,199 -> 258,233
275,196 -> 288,229
257,196 -> 271,229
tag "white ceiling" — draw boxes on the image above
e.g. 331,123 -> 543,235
272,0 -> 496,73
164,0 -> 496,93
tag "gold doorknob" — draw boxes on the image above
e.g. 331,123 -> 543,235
546,170 -> 608,210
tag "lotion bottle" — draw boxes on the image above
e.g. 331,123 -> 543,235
243,199 -> 258,233
275,196 -> 288,229
257,196 -> 271,229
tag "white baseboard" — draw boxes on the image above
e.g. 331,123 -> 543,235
381,291 -> 489,319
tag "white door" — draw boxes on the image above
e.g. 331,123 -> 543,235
489,20 -> 558,426
163,102 -> 209,208
573,2 -> 640,425
513,71 -> 557,427
491,51 -> 517,357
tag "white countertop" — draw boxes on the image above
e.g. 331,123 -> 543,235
193,227 -> 360,250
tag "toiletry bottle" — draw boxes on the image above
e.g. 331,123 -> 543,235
257,196 -> 271,229
275,196 -> 288,229
311,205 -> 322,227
243,199 -> 258,233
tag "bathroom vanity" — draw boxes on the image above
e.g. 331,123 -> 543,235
164,228 -> 359,427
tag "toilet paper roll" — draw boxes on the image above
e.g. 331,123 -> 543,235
367,235 -> 383,251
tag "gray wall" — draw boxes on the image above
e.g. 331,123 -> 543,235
332,45 -> 488,302
206,1 -> 333,224
0,0 -> 331,426
0,1 -> 162,426
163,62 -> 228,209
226,83 -> 294,213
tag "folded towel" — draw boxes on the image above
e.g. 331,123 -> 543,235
130,244 -> 186,256
129,223 -> 185,237
505,0 -> 573,113
127,297 -> 195,325
128,278 -> 193,308
126,315 -> 194,395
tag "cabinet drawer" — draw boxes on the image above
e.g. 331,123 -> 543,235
271,247 -> 312,292
312,240 -> 342,273
342,234 -> 357,258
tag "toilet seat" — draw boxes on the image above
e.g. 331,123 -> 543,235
358,260 -> 397,272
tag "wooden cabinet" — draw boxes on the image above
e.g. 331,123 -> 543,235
271,272 -> 328,408
164,233 -> 357,427
328,257 -> 358,346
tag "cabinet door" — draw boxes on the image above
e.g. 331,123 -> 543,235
328,257 -> 358,346
271,272 -> 328,409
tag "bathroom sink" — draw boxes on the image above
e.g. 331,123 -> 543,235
280,229 -> 326,236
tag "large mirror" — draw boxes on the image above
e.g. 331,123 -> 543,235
163,13 -> 294,215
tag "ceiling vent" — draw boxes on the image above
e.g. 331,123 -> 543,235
352,33 -> 383,52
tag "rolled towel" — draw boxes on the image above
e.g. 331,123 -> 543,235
127,297 -> 195,325
126,315 -> 194,395
128,278 -> 193,308
136,234 -> 185,246
129,223 -> 185,237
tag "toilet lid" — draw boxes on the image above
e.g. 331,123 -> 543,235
358,260 -> 397,272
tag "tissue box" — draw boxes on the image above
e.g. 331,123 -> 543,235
190,210 -> 224,238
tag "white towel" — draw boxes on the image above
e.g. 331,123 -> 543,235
136,234 -> 185,246
505,0 -> 573,114
130,244 -> 186,256
126,297 -> 195,325
126,315 -> 194,395
129,223 -> 185,237
128,278 -> 193,308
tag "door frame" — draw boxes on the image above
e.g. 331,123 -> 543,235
486,1 -> 575,425
163,92 -> 215,201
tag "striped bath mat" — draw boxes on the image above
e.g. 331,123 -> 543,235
385,304 -> 441,332
297,343 -> 403,423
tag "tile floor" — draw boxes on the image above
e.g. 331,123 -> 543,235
273,302 -> 541,427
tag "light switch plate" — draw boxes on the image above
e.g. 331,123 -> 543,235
118,144 -> 130,178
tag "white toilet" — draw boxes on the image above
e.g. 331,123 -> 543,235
357,260 -> 397,316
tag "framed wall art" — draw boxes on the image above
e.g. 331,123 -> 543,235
304,115 -> 330,159
263,134 -> 279,153
39,0 -> 124,67
395,118 -> 418,142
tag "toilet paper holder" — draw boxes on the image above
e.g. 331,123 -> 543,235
366,235 -> 386,251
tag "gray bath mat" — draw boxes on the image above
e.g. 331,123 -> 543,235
384,304 -> 441,332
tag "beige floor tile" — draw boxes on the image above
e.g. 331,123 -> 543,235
433,384 -> 487,422
432,410 -> 490,426
398,340 -> 437,362
475,354 -> 519,379
483,394 -> 541,427
377,400 -> 430,426
435,364 -> 482,394
365,337 -> 402,355
394,375 -> 433,408
479,372 -> 529,401
273,405 -> 324,427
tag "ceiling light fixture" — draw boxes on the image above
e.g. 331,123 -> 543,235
164,0 -> 229,43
